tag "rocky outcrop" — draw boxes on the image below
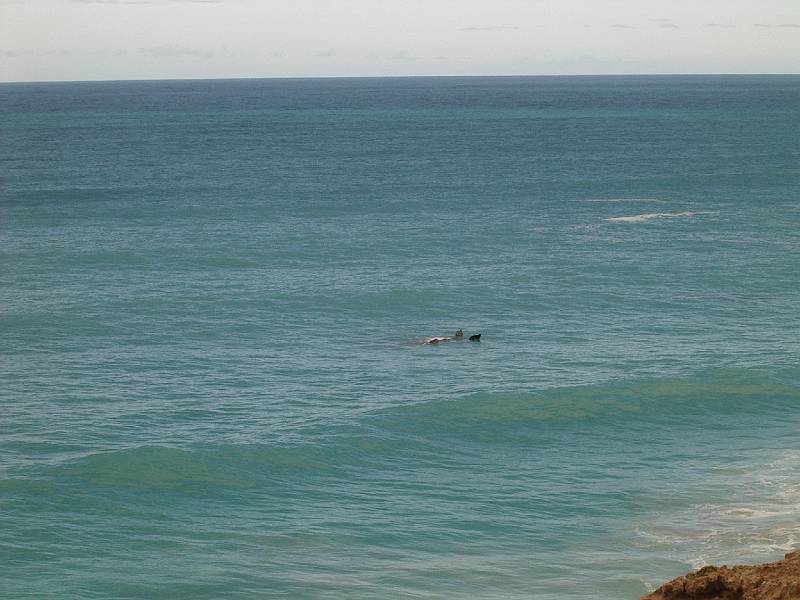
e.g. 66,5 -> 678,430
642,551 -> 800,600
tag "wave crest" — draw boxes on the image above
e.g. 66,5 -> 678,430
605,211 -> 705,223
50,444 -> 343,491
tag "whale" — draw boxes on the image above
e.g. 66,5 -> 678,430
420,333 -> 481,345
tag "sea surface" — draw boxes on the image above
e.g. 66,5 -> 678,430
1,75 -> 799,599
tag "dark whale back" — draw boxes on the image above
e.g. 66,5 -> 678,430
469,334 -> 481,341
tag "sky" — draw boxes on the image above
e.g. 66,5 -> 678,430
1,0 -> 799,82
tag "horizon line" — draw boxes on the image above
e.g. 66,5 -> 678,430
2,72 -> 800,85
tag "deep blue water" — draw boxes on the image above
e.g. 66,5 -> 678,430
1,75 -> 800,599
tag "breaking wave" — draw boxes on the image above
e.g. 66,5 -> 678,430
606,211 -> 706,223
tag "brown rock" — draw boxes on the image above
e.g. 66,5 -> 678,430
642,551 -> 800,600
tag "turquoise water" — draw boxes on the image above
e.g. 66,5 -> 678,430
1,75 -> 799,599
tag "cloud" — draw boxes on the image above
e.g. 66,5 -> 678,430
756,22 -> 800,28
611,24 -> 635,29
0,50 -> 20,58
140,45 -> 214,58
71,0 -> 155,3
533,53 -> 659,72
459,26 -> 520,32
71,0 -> 221,3
90,48 -> 128,57
366,51 -> 418,61
650,18 -> 679,29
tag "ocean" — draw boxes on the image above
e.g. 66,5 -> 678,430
1,75 -> 799,599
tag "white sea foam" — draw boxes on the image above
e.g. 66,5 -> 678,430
632,449 -> 800,570
721,507 -> 784,519
605,211 -> 703,223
